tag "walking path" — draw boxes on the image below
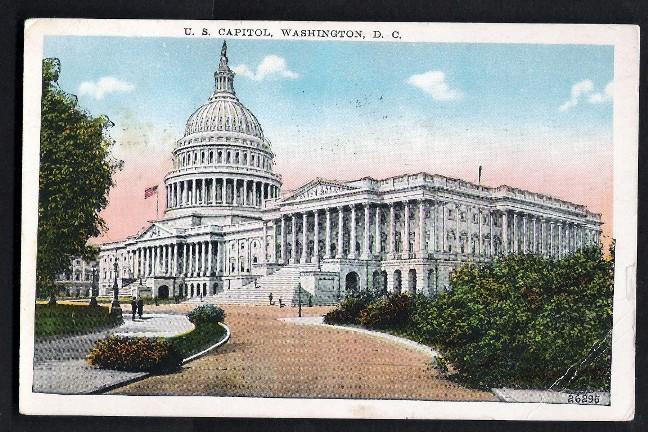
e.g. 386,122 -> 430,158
279,316 -> 439,358
33,313 -> 193,394
112,305 -> 495,401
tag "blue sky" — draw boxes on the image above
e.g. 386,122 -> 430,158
44,36 -> 613,142
43,36 -> 614,242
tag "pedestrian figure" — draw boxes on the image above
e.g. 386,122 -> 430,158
278,298 -> 284,308
130,297 -> 137,320
308,296 -> 312,307
137,297 -> 144,319
268,292 -> 274,305
154,296 -> 159,306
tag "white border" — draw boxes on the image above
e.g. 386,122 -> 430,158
20,19 -> 639,420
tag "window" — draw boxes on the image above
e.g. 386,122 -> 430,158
472,213 -> 478,224
460,211 -> 466,222
447,209 -> 454,219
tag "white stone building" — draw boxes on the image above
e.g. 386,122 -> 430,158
98,42 -> 602,305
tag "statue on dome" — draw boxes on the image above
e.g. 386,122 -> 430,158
219,41 -> 228,68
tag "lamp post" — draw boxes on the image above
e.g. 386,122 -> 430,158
297,282 -> 302,318
110,261 -> 122,317
89,266 -> 98,307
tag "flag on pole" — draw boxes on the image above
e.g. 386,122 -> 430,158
144,185 -> 158,199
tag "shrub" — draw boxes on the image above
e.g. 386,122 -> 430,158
323,291 -> 379,325
412,245 -> 614,391
358,293 -> 412,329
87,335 -> 182,373
187,304 -> 225,325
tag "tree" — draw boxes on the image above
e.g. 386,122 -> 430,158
37,58 -> 122,303
413,245 -> 614,390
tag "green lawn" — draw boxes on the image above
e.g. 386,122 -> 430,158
170,322 -> 227,359
35,303 -> 123,337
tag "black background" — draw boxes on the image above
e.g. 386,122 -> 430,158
1,0 -> 645,431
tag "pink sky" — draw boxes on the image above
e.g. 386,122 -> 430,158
93,130 -> 613,249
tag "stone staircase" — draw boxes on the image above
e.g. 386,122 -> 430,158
186,266 -> 309,306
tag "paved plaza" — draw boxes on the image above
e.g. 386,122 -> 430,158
111,305 -> 495,401
33,311 -> 193,394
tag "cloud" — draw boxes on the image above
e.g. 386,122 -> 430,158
406,70 -> 463,101
78,76 -> 135,100
559,80 -> 613,112
232,55 -> 299,81
588,81 -> 614,104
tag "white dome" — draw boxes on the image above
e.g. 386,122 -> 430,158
184,97 -> 264,139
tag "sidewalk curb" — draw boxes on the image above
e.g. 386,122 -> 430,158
182,322 -> 231,364
91,322 -> 230,394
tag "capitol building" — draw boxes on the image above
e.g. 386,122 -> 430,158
98,42 -> 602,305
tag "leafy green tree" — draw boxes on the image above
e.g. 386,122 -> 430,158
37,58 -> 122,304
413,246 -> 613,390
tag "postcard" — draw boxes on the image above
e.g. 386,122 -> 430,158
20,19 -> 638,420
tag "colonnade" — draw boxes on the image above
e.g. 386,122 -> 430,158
265,200 -> 600,264
175,146 -> 273,172
126,240 -> 225,279
165,177 -> 279,209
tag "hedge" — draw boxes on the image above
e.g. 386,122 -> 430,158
87,336 -> 182,373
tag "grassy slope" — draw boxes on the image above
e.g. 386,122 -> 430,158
170,322 -> 227,359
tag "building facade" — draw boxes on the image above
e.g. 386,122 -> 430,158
98,42 -> 602,304
55,256 -> 97,297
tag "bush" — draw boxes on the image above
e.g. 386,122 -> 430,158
358,293 -> 412,329
412,246 -> 614,391
323,291 -> 379,325
87,335 -> 182,373
187,304 -> 225,325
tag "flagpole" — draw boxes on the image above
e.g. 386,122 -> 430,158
156,188 -> 159,219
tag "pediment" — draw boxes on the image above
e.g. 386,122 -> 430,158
285,178 -> 357,202
136,223 -> 174,240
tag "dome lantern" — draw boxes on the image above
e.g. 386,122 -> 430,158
213,41 -> 235,97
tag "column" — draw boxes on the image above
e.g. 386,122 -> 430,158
513,212 -> 519,253
243,179 -> 248,206
291,214 -> 297,264
558,223 -> 563,259
280,216 -> 286,264
441,203 -> 447,253
187,243 -> 193,276
324,209 -> 332,259
253,181 -> 257,207
232,178 -> 238,205
389,203 -> 396,259
212,177 -> 216,204
454,205 -> 459,254
192,178 -> 197,205
162,245 -> 167,275
522,214 -> 527,253
349,205 -> 357,258
337,207 -> 344,259
172,243 -> 177,276
417,200 -> 426,258
362,204 -> 371,259
548,222 -> 554,257
270,221 -> 277,263
313,211 -> 320,263
221,178 -> 226,204
183,243 -> 188,275
202,178 -> 206,205
200,241 -> 205,276
489,211 -> 494,256
532,217 -> 537,254
502,211 -> 508,255
579,226 -> 584,250
431,201 -> 437,252
403,202 -> 411,258
374,205 -> 381,256
300,213 -> 308,263
208,240 -> 213,275
262,222 -> 268,264
478,207 -> 483,256
216,241 -> 222,274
